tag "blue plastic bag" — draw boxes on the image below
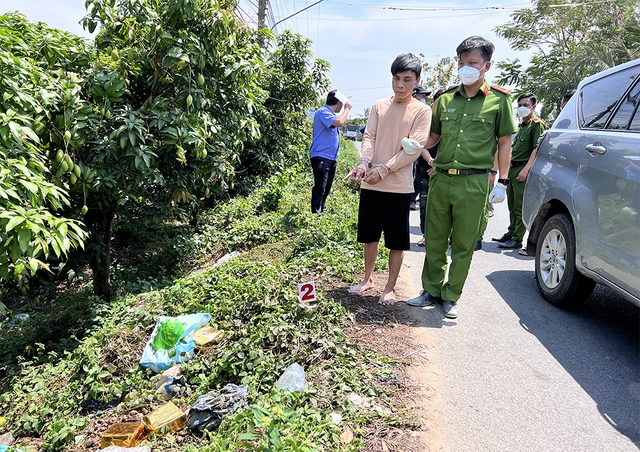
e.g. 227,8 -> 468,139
140,313 -> 211,373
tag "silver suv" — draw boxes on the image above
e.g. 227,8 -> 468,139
522,59 -> 640,308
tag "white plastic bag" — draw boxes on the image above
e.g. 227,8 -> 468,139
276,363 -> 308,392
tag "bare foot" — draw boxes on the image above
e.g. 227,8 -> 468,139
378,289 -> 395,305
349,281 -> 374,294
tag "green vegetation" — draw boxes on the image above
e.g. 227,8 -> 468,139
0,141 -> 404,451
494,0 -> 640,115
0,0 -> 329,302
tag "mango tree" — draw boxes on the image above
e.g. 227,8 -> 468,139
0,13 -> 89,301
238,30 -> 329,181
72,0 -> 266,299
1,1 -> 330,302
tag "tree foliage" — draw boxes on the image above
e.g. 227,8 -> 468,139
236,30 -> 329,185
494,0 -> 640,114
0,1 -> 329,301
0,13 -> 89,296
420,55 -> 458,101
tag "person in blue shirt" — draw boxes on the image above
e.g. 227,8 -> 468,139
309,90 -> 352,213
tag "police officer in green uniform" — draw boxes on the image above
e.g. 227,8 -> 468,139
493,92 -> 545,250
407,36 -> 516,319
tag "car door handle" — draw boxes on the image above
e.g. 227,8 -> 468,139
585,143 -> 606,155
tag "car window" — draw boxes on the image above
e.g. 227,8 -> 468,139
580,65 -> 640,129
608,78 -> 640,131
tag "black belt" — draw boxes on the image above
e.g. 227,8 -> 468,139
511,161 -> 527,167
436,167 -> 489,176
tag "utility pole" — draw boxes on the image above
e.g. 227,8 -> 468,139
258,0 -> 268,29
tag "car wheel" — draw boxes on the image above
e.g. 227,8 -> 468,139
535,213 -> 596,308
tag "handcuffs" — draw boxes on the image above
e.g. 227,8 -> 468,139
359,158 -> 390,174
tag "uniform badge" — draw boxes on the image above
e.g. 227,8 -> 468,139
444,108 -> 456,113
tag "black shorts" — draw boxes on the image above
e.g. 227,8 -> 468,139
357,189 -> 412,250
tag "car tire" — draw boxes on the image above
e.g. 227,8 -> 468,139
535,213 -> 596,308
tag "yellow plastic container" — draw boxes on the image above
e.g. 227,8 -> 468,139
143,401 -> 187,434
100,422 -> 148,448
193,326 -> 225,350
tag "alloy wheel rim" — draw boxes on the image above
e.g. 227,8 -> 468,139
539,228 -> 567,289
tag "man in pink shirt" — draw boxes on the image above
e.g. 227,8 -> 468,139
345,53 -> 432,305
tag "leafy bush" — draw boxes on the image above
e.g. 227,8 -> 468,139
0,141 -> 399,451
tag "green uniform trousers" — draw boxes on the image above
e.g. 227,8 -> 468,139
507,166 -> 527,242
422,171 -> 490,302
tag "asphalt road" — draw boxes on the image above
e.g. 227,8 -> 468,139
402,198 -> 640,451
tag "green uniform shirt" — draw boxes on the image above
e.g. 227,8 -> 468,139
431,81 -> 516,169
512,115 -> 544,162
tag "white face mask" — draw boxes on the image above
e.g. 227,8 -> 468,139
517,106 -> 532,118
458,65 -> 481,85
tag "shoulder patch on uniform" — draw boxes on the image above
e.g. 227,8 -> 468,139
490,84 -> 511,95
532,117 -> 540,123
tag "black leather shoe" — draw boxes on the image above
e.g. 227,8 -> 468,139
407,291 -> 441,307
442,300 -> 458,319
498,239 -> 523,249
474,240 -> 482,251
492,233 -> 511,243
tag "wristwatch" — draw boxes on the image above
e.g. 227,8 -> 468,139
489,169 -> 498,175
498,178 -> 510,186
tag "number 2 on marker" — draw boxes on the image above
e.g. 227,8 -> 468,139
298,281 -> 316,302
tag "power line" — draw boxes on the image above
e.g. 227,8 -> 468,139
334,2 -> 530,12
271,0 -> 325,30
305,10 -> 507,21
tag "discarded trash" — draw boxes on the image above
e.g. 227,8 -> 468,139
377,374 -> 401,384
275,363 -> 308,392
99,446 -> 151,452
140,313 -> 211,373
329,412 -> 342,425
187,384 -> 249,433
214,251 -> 240,267
340,427 -> 354,444
193,326 -> 225,350
0,447 -> 22,452
155,366 -> 185,400
100,422 -> 148,449
0,433 -> 19,452
155,365 -> 182,386
346,392 -> 364,406
401,345 -> 426,359
143,401 -> 187,434
0,432 -> 12,445
372,404 -> 391,415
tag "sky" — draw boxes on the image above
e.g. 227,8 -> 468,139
0,0 -> 537,117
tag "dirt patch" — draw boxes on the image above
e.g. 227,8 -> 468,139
327,269 -> 445,452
